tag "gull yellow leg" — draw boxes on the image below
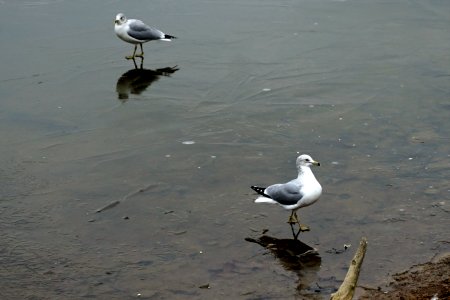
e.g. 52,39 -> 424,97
135,43 -> 144,58
287,210 -> 297,225
126,45 -> 138,60
295,211 -> 310,232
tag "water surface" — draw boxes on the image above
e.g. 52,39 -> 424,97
1,0 -> 449,299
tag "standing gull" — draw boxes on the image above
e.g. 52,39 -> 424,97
114,13 -> 176,60
251,154 -> 322,231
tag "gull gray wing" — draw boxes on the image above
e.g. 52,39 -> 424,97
128,20 -> 165,41
265,182 -> 303,205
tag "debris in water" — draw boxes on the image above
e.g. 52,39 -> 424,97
169,230 -> 187,235
96,200 -> 120,213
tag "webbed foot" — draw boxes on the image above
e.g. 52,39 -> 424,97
299,224 -> 310,232
287,214 -> 298,225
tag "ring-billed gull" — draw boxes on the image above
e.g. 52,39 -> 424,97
114,13 -> 176,60
251,154 -> 322,231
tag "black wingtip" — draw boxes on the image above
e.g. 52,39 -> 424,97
250,185 -> 262,193
165,34 -> 177,39
251,185 -> 271,198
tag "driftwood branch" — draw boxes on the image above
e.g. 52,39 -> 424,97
330,237 -> 368,300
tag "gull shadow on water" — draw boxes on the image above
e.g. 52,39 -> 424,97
116,57 -> 179,102
246,229 -> 324,296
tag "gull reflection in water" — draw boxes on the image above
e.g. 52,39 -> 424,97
116,57 -> 179,101
246,228 -> 322,296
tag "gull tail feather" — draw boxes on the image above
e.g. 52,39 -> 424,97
254,196 -> 277,204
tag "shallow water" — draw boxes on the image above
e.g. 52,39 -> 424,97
1,0 -> 450,299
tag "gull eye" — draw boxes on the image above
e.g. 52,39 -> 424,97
305,158 -> 310,162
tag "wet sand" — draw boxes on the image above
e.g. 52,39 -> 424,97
358,253 -> 450,299
1,0 -> 450,299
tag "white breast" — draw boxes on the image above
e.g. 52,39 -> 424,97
296,168 -> 322,208
115,23 -> 141,44
299,181 -> 322,207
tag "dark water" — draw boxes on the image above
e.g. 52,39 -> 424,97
1,0 -> 449,299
